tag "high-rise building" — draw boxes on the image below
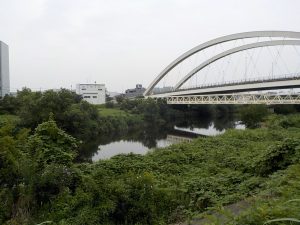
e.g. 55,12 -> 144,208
0,41 -> 10,97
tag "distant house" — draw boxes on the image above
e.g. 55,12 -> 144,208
76,83 -> 106,105
125,84 -> 145,98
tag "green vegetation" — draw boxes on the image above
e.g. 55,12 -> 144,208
0,114 -> 19,125
98,106 -> 131,117
0,89 -> 180,141
1,109 -> 300,224
232,163 -> 300,224
197,163 -> 300,224
239,104 -> 270,128
1,90 -> 300,224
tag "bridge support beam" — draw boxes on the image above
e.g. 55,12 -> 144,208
162,94 -> 300,105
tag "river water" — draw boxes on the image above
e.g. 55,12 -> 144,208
87,117 -> 245,161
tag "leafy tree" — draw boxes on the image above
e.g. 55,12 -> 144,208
0,95 -> 20,114
26,116 -> 78,168
240,105 -> 269,128
62,101 -> 101,139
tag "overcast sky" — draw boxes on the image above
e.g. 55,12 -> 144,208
0,0 -> 300,92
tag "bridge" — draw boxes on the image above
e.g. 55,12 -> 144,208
144,31 -> 300,104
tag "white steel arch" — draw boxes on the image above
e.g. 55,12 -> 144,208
144,31 -> 300,96
174,40 -> 300,89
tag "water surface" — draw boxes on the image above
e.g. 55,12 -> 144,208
90,118 -> 244,161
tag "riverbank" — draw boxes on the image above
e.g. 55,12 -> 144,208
81,104 -> 242,161
89,117 -> 300,224
1,90 -> 300,224
1,111 -> 300,224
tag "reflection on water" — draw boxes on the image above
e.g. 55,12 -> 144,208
174,124 -> 225,136
86,117 -> 245,162
174,121 -> 245,136
93,141 -> 149,160
92,138 -> 175,160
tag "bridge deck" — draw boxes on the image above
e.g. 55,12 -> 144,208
150,78 -> 300,98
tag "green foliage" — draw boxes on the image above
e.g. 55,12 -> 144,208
223,164 -> 300,225
0,94 -> 20,114
0,118 -> 30,224
240,105 -> 270,128
272,104 -> 297,114
98,107 -> 132,117
0,88 -> 102,141
0,114 -> 19,126
62,101 -> 101,140
2,91 -> 300,225
26,117 -> 78,167
105,100 -> 115,108
254,138 -> 300,176
266,113 -> 300,129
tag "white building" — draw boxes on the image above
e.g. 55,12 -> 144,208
0,41 -> 10,97
76,83 -> 106,105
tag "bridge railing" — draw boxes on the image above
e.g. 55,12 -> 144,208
151,72 -> 300,95
165,93 -> 300,105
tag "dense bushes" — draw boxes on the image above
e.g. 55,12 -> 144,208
239,105 -> 270,128
1,113 -> 300,224
254,138 -> 300,176
206,164 -> 300,225
1,89 -> 300,224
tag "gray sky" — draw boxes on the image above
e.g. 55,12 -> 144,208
0,0 -> 300,92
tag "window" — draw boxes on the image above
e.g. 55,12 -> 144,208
84,96 -> 90,98
93,96 -> 97,98
81,88 -> 86,90
98,89 -> 102,91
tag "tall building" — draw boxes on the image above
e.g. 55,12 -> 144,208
76,83 -> 106,105
0,41 -> 10,97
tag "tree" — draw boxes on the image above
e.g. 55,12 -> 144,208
0,95 -> 19,114
26,116 -> 78,168
240,105 -> 269,128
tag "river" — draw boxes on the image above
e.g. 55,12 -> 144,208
79,116 -> 245,162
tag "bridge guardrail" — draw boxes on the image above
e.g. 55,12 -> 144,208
152,73 -> 300,95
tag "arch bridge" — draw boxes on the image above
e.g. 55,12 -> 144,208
144,31 -> 300,104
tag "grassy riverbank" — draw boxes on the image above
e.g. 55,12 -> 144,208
1,112 -> 300,224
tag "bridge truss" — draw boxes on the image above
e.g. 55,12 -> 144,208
163,94 -> 300,105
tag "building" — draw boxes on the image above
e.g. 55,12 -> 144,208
125,84 -> 145,98
0,41 -> 10,97
76,83 -> 106,105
